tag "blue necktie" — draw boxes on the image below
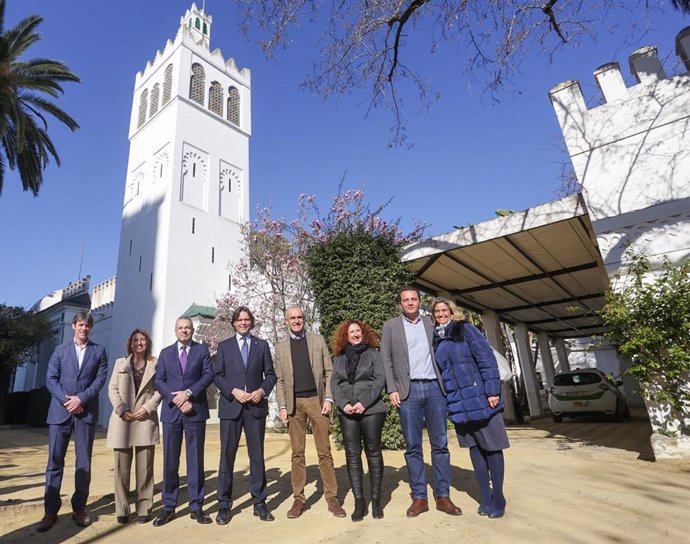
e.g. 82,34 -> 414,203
241,336 -> 249,368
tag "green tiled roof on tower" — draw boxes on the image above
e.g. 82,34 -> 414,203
182,303 -> 216,319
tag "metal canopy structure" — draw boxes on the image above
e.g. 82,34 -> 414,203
401,194 -> 610,338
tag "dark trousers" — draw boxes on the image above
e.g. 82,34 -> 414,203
161,418 -> 206,511
338,411 -> 386,500
44,417 -> 96,514
217,407 -> 268,508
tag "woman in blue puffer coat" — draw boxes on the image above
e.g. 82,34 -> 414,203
431,297 -> 510,519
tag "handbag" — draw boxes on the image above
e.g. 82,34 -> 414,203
492,347 -> 513,382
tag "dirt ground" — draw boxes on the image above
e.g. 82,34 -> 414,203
1,408 -> 688,544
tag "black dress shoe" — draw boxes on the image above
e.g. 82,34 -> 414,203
116,515 -> 129,524
137,515 -> 151,524
190,508 -> 212,524
253,503 -> 274,522
153,509 -> 176,527
216,508 -> 231,525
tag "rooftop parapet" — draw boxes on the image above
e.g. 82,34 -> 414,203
134,6 -> 251,88
629,46 -> 666,83
549,26 -> 690,157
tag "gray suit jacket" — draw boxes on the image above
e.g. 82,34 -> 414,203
380,314 -> 445,401
274,332 -> 333,415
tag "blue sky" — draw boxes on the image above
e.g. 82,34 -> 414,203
1,1 -> 687,308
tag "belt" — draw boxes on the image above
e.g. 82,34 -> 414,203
410,378 -> 436,383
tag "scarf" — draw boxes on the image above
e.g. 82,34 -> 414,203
344,342 -> 369,385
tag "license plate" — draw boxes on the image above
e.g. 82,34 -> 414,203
573,401 -> 583,407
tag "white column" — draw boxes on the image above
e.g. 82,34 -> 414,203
481,310 -> 516,423
537,332 -> 556,387
554,338 -> 571,373
514,322 -> 543,418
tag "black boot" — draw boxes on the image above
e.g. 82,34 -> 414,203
351,498 -> 367,522
371,497 -> 384,519
368,445 -> 384,520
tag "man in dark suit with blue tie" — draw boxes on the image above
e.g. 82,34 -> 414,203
214,306 -> 277,525
153,316 -> 213,526
36,312 -> 108,533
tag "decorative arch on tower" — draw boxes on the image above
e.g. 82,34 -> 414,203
181,143 -> 208,211
218,160 -> 242,221
227,86 -> 240,126
150,83 -> 160,118
190,63 -> 205,106
209,81 -> 223,116
153,150 -> 169,184
138,89 -> 148,128
162,64 -> 173,105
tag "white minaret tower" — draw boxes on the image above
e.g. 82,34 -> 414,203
106,3 -> 250,415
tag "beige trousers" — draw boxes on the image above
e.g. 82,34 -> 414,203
288,396 -> 338,502
113,446 -> 155,517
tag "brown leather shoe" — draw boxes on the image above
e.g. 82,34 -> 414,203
436,496 -> 462,516
406,498 -> 429,518
327,497 -> 346,518
287,499 -> 306,519
72,510 -> 92,528
36,513 -> 58,532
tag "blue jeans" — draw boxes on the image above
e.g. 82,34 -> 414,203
399,380 -> 450,500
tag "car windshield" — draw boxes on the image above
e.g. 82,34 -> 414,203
554,372 -> 602,386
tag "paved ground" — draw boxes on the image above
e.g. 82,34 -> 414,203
1,409 -> 688,543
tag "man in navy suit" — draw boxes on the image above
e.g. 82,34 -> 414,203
153,316 -> 213,526
36,312 -> 108,532
214,306 -> 277,525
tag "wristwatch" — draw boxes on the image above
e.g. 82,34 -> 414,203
185,389 -> 193,398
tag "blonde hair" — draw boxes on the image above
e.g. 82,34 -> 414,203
430,297 -> 465,323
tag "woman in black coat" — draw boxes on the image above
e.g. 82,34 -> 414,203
432,297 -> 510,519
330,320 -> 387,522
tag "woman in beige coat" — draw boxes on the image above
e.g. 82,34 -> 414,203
106,329 -> 161,524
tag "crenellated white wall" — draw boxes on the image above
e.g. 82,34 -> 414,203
549,27 -> 690,274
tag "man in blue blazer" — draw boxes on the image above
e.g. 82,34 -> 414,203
153,316 -> 213,526
214,306 -> 277,525
36,312 -> 108,533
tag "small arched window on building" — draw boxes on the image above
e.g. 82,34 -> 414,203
137,89 -> 148,128
203,22 -> 208,35
150,83 -> 160,117
190,63 -> 205,105
227,86 -> 240,126
209,81 -> 223,116
162,64 -> 173,105
195,18 -> 200,30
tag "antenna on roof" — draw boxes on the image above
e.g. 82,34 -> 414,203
78,236 -> 85,280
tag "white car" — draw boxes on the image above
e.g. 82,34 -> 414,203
548,369 -> 630,423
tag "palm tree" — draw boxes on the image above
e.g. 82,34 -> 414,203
0,0 -> 80,196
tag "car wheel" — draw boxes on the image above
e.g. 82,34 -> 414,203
614,401 -> 625,422
552,414 -> 563,423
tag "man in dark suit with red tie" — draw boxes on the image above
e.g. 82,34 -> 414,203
36,312 -> 108,533
214,306 -> 277,525
153,316 -> 213,526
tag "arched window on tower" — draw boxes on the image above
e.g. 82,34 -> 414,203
209,81 -> 222,116
189,63 -> 205,105
150,83 -> 160,117
195,18 -> 200,29
162,64 -> 173,105
227,86 -> 240,126
138,89 -> 148,128
203,22 -> 208,35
